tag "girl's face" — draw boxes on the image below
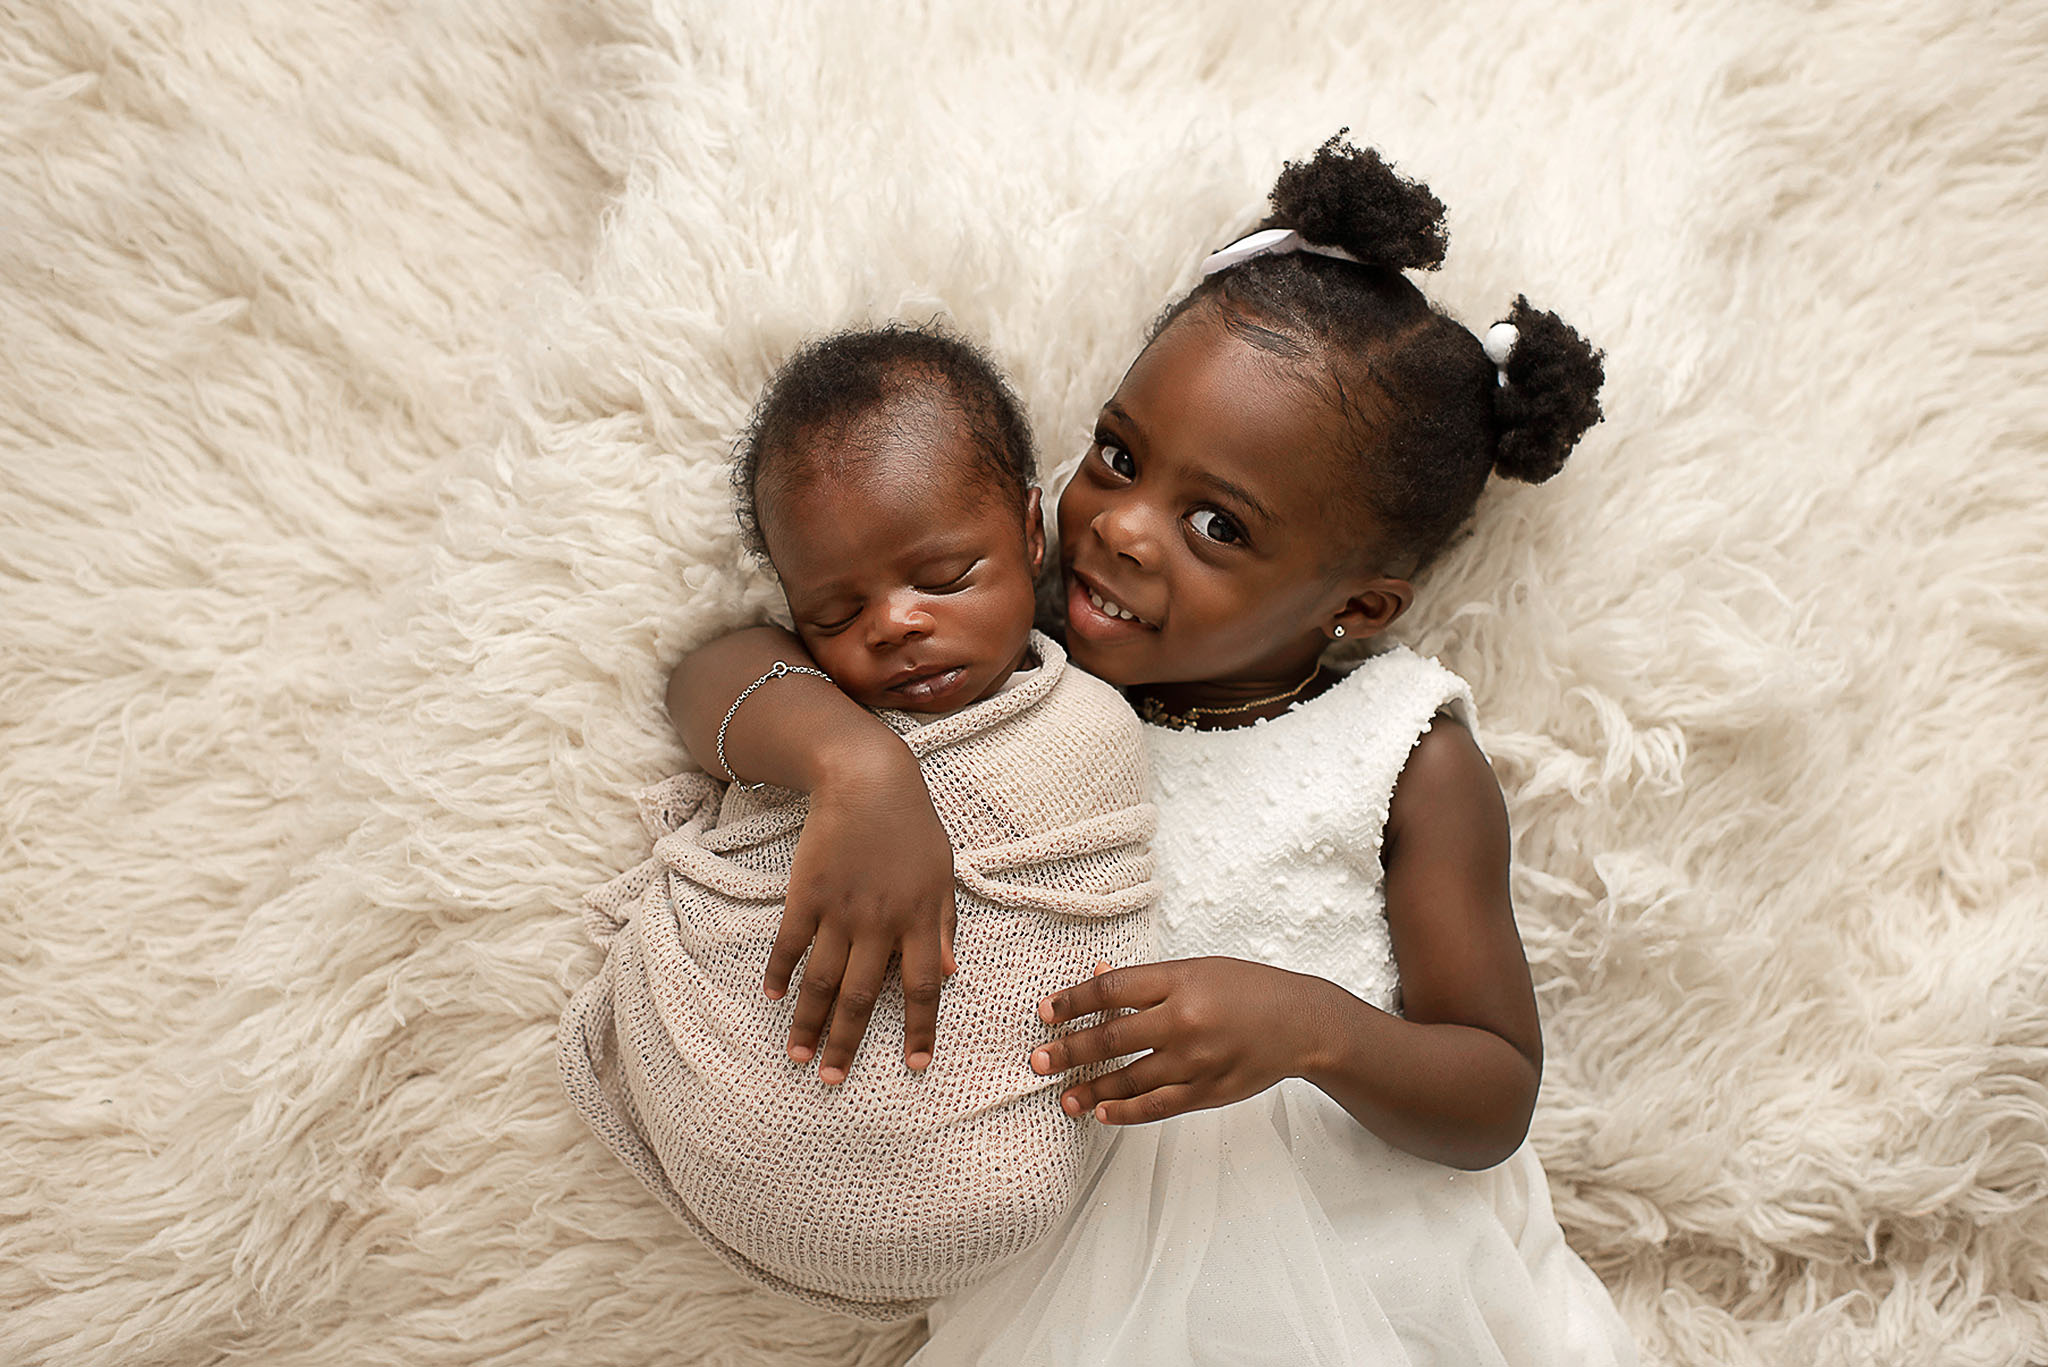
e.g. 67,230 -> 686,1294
763,435 -> 1043,715
1057,306 -> 1409,692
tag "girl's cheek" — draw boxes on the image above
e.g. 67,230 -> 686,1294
1053,482 -> 1089,545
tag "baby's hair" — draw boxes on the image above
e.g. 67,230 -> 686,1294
1158,134 -> 1606,572
734,322 -> 1036,557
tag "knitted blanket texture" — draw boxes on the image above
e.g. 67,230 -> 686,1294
5,2 -> 2046,1365
559,638 -> 1156,1321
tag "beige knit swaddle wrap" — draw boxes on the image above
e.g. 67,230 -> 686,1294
558,633 -> 1157,1321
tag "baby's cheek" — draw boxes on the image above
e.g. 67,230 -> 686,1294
797,634 -> 861,697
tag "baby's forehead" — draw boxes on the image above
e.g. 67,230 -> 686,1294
760,431 -> 1030,590
764,389 -> 1024,526
773,449 -> 1021,542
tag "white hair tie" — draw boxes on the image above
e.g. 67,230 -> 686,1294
1200,227 -> 1361,277
1483,321 -> 1519,387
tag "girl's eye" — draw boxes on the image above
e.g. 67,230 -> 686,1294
1188,508 -> 1246,546
1097,441 -> 1136,479
811,609 -> 859,632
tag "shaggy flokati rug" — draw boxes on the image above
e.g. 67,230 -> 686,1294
5,2 -> 2045,1364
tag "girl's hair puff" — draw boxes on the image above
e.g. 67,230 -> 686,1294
1157,134 -> 1605,571
734,322 -> 1036,557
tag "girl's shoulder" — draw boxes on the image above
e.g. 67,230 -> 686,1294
1295,645 -> 1477,813
1324,644 -> 1475,737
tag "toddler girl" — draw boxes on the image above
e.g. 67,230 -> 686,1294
668,137 -> 1637,1364
558,326 -> 1158,1322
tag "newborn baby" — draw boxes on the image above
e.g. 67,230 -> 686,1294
558,324 -> 1157,1321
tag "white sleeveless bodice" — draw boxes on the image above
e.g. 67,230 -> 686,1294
1143,645 -> 1474,1012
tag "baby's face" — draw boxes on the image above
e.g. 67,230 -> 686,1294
760,442 -> 1043,714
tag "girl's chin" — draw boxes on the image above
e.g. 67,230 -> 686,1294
1059,624 -> 1148,688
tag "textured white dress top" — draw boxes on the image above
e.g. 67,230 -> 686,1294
915,646 -> 1637,1367
1145,646 -> 1472,1011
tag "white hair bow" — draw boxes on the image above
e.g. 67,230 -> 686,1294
1199,227 -> 1361,277
1483,321 -> 1519,387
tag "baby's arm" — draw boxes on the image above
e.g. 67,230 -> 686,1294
1031,717 -> 1542,1171
668,626 -> 958,1081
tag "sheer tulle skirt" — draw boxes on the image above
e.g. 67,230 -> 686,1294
912,1080 -> 1635,1367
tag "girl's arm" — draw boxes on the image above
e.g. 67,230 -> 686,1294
667,626 -> 958,1083
1029,718 -> 1541,1171
1296,718 -> 1541,1167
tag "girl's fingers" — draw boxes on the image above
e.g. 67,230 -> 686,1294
786,925 -> 849,1063
940,890 -> 959,978
1056,1053 -> 1185,1121
1029,1003 -> 1165,1077
815,940 -> 893,1085
899,931 -> 945,1072
763,901 -> 823,1001
1093,1082 -> 1199,1127
1038,962 -> 1168,1026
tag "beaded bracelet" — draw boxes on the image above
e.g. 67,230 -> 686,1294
716,660 -> 832,790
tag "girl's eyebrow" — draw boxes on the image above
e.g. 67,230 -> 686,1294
1195,472 -> 1276,526
1099,401 -> 1139,437
1101,401 -> 1276,526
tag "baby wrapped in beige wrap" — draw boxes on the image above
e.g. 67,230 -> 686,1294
557,326 -> 1156,1321
559,635 -> 1154,1319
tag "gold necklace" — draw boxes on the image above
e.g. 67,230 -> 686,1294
1134,664 -> 1324,732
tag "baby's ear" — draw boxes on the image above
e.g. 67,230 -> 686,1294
1024,487 -> 1046,574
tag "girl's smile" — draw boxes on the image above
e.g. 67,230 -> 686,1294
1057,305 -> 1411,708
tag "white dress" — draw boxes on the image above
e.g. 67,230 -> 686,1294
912,646 -> 1637,1366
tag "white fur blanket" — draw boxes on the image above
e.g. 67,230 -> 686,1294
4,2 -> 2044,1365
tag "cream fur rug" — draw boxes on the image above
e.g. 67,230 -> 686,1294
5,2 -> 2045,1364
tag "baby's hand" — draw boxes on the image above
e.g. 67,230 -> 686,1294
772,741 -> 957,1083
1028,957 -> 1317,1125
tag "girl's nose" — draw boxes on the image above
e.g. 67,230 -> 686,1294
869,592 -> 935,647
1094,498 -> 1164,569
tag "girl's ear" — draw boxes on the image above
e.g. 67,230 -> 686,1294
1330,576 -> 1412,641
1024,487 -> 1046,574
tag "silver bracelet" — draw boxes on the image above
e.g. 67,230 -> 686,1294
716,660 -> 832,790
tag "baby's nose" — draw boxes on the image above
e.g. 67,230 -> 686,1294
870,592 -> 935,645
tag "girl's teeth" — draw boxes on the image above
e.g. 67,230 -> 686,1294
1089,590 -> 1130,621
1086,585 -> 1143,624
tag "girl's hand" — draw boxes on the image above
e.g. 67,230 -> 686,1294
1027,957 -> 1319,1125
666,628 -> 958,1082
774,740 -> 958,1084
